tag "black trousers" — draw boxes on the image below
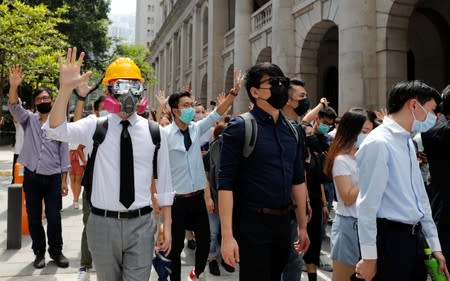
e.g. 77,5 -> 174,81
237,209 -> 291,281
373,219 -> 427,281
169,192 -> 210,281
23,168 -> 63,256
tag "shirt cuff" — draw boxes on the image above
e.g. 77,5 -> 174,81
210,109 -> 221,120
155,192 -> 175,206
427,237 -> 442,253
360,245 -> 378,259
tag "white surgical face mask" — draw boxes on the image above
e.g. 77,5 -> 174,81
355,133 -> 368,148
412,103 -> 436,133
99,110 -> 108,117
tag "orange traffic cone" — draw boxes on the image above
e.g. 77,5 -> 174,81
14,163 -> 29,235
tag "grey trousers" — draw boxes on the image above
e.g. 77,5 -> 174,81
87,211 -> 155,281
80,190 -> 92,268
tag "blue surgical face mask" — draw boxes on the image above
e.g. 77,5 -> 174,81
317,123 -> 331,134
355,133 -> 368,148
412,103 -> 436,133
99,110 -> 108,117
179,107 -> 195,124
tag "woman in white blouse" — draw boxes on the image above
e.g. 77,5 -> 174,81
323,110 -> 371,281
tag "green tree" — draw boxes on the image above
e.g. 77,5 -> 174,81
114,43 -> 157,87
0,1 -> 69,98
23,0 -> 112,72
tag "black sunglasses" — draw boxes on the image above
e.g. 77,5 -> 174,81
260,76 -> 290,88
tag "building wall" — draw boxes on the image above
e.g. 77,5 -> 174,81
149,0 -> 450,114
136,0 -> 163,47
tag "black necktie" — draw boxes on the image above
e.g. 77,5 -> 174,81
120,120 -> 134,208
181,128 -> 192,151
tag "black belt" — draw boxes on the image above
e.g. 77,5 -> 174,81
91,205 -> 152,219
174,190 -> 204,199
377,218 -> 421,235
248,205 -> 296,216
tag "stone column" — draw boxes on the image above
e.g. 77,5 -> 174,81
207,0 -> 228,104
171,35 -> 177,92
160,50 -> 166,91
271,0 -> 296,77
233,0 -> 253,113
191,6 -> 201,97
338,0 -> 377,113
179,23 -> 186,85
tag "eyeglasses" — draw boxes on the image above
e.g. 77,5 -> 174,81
259,76 -> 290,89
109,79 -> 144,96
35,96 -> 52,103
178,102 -> 194,109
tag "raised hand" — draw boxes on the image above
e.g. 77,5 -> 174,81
233,69 -> 243,94
58,47 -> 91,93
180,84 -> 192,94
9,65 -> 24,88
375,108 -> 388,121
216,91 -> 226,106
320,97 -> 329,107
156,90 -> 167,105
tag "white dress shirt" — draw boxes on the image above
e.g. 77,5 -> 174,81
356,117 -> 441,259
43,113 -> 174,211
163,109 -> 221,194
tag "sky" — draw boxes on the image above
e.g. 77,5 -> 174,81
109,0 -> 136,15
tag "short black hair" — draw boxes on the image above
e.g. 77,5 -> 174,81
387,80 -> 442,114
94,95 -> 105,111
168,91 -> 192,109
244,63 -> 285,103
32,88 -> 52,101
290,78 -> 305,87
318,106 -> 338,120
441,84 -> 450,116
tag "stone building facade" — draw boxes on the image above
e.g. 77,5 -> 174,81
136,0 -> 163,47
149,0 -> 450,114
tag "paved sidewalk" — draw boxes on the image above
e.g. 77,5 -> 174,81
0,145 -> 332,281
0,145 -> 242,281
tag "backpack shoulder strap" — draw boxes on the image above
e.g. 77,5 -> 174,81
280,112 -> 299,143
240,112 -> 257,158
92,118 -> 108,145
81,117 -> 108,205
148,120 -> 161,179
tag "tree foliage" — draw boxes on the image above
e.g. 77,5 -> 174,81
0,1 -> 69,92
114,43 -> 157,87
23,0 -> 112,71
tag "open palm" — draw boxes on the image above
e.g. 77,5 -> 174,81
58,47 -> 91,91
9,65 -> 24,88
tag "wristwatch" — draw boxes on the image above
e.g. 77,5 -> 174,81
73,89 -> 87,101
229,88 -> 238,96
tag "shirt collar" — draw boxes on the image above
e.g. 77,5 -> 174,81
383,116 -> 410,136
251,104 -> 276,123
109,112 -> 138,127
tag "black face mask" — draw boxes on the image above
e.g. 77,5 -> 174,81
36,102 -> 52,114
294,98 -> 310,116
264,77 -> 289,109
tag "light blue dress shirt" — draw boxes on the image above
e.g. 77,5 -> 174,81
356,117 -> 441,259
164,109 -> 221,194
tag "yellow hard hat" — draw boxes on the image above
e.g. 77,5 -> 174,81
102,57 -> 144,85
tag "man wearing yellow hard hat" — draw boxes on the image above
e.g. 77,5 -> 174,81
44,47 -> 174,281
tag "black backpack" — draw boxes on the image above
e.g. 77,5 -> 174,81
81,118 -> 161,204
240,111 -> 299,157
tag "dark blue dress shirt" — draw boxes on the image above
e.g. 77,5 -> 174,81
218,106 -> 305,209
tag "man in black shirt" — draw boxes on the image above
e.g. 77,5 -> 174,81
218,63 -> 310,281
422,85 -> 450,270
